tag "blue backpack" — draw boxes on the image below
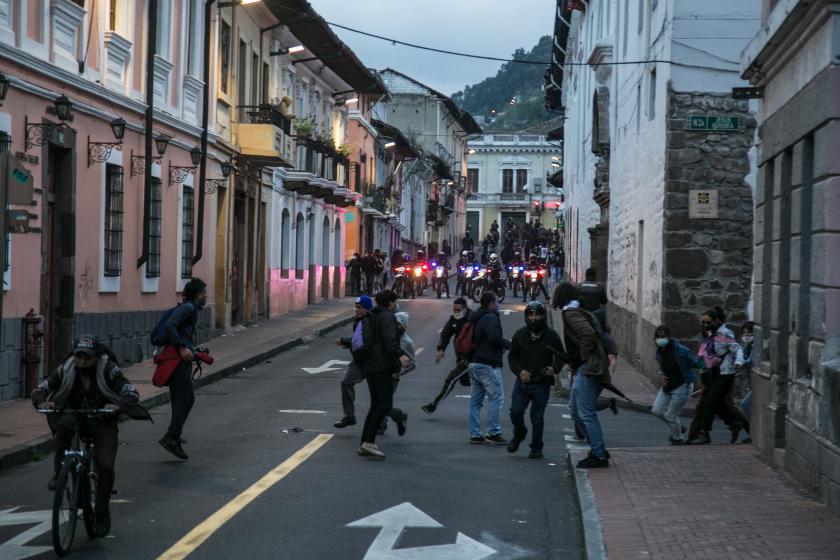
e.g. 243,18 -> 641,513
151,303 -> 196,347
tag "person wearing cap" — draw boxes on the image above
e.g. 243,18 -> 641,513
31,335 -> 149,536
333,295 -> 373,429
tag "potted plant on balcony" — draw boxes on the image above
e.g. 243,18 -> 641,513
294,117 -> 314,138
337,143 -> 352,158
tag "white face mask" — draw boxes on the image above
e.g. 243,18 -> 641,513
655,338 -> 669,348
453,311 -> 466,320
742,335 -> 754,343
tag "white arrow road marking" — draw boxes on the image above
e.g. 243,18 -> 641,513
278,409 -> 326,414
501,309 -> 513,316
348,503 -> 496,560
562,414 -> 572,419
301,359 -> 351,374
415,348 -> 425,355
0,508 -> 53,560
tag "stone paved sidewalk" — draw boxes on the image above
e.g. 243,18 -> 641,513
579,444 -> 840,559
0,298 -> 356,470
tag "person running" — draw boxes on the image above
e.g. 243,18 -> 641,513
652,325 -> 703,445
358,290 -> 411,459
422,298 -> 471,414
32,336 -> 151,536
158,277 -> 207,460
467,291 -> 511,445
686,307 -> 749,445
507,301 -> 562,459
735,321 -> 755,444
571,309 -> 618,441
554,282 -> 611,468
382,312 -> 415,436
333,296 -> 373,429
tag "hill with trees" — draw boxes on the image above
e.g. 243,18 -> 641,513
452,35 -> 554,131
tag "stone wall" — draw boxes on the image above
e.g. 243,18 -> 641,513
662,88 -> 756,349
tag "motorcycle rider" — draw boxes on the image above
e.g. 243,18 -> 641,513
507,251 -> 525,296
431,250 -> 451,298
524,254 -> 550,302
415,249 -> 429,292
486,253 -> 503,290
456,250 -> 471,296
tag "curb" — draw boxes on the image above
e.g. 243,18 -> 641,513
0,313 -> 355,472
568,447 -> 608,560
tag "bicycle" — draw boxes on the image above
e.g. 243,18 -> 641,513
37,407 -> 116,557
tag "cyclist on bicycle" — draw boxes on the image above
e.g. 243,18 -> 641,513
31,335 -> 149,535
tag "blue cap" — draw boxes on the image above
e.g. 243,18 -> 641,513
354,295 -> 373,310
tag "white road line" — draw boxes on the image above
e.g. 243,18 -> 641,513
416,347 -> 425,355
278,409 -> 326,414
561,414 -> 572,419
549,403 -> 569,408
455,395 -> 471,398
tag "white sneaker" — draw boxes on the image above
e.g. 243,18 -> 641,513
359,442 -> 385,458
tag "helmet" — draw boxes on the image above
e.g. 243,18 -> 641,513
461,250 -> 469,258
489,253 -> 498,261
514,251 -> 522,259
524,301 -> 547,333
438,251 -> 446,258
529,253 -> 538,261
417,250 -> 425,259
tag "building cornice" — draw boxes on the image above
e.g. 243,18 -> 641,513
0,42 -> 206,140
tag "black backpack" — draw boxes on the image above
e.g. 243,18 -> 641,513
150,303 -> 196,347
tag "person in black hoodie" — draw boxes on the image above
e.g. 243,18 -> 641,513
358,290 -> 410,459
333,296 -> 373,429
467,291 -> 511,445
507,301 -> 562,459
422,298 -> 471,414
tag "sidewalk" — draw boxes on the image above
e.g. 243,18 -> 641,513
0,298 -> 356,471
566,358 -> 840,559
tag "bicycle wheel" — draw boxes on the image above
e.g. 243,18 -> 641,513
83,456 -> 99,539
52,458 -> 79,556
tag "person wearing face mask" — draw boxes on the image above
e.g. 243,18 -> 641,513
32,335 -> 150,536
686,307 -> 747,445
732,321 -> 755,444
651,326 -> 704,445
467,291 -> 511,445
507,301 -> 563,459
422,298 -> 471,414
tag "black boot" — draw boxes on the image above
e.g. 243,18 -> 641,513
333,416 -> 356,428
159,436 -> 189,460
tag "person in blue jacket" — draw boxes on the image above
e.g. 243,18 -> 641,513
652,325 -> 704,445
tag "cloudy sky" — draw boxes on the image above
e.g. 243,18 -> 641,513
310,0 -> 557,96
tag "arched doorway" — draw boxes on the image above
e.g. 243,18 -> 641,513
333,218 -> 342,298
281,209 -> 291,274
321,216 -> 331,300
308,212 -> 317,303
295,213 -> 304,279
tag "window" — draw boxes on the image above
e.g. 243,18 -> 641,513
623,0 -> 629,54
251,52 -> 259,105
262,62 -> 270,104
516,169 -> 528,193
186,0 -> 201,76
238,40 -> 247,106
1,131 -> 9,283
155,0 -> 171,57
104,164 -> 124,276
220,21 -> 230,94
281,209 -> 291,273
648,68 -> 656,120
147,177 -> 162,278
467,168 -> 479,193
638,0 -> 645,34
181,186 -> 194,279
502,169 -> 513,193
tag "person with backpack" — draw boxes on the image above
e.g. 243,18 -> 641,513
574,268 -> 608,312
380,311 -> 415,436
507,301 -> 563,459
652,325 -> 704,445
422,298 -> 471,414
333,296 -> 373,429
156,277 -> 207,460
554,282 -> 611,468
358,290 -> 410,459
467,291 -> 511,445
31,335 -> 151,536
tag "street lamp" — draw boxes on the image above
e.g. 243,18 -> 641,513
53,95 -> 73,123
131,133 -> 171,176
189,146 -> 203,166
24,94 -> 75,150
221,160 -> 234,178
154,134 -> 170,156
87,117 -> 128,166
168,145 -> 203,188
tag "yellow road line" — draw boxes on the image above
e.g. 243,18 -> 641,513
157,434 -> 333,560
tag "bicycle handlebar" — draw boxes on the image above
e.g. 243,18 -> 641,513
36,408 -> 117,415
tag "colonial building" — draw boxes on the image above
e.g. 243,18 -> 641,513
553,0 -> 760,375
378,68 -> 481,257
465,122 -> 564,243
741,0 -> 840,514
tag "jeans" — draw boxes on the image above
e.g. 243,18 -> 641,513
741,391 -> 752,420
340,362 -> 365,418
569,365 -> 606,458
510,379 -> 551,451
430,359 -> 469,406
361,374 -> 394,444
166,361 -> 195,439
468,363 -> 504,437
651,382 -> 692,440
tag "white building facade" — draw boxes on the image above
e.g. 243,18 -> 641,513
558,0 -> 761,374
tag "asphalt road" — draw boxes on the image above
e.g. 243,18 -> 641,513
0,290 -> 692,560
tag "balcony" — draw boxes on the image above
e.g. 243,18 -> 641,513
441,194 -> 455,215
361,185 -> 388,216
236,105 -> 294,168
468,134 -> 548,147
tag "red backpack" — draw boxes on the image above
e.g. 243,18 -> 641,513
453,320 -> 477,357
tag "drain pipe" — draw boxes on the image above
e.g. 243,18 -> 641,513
192,0 -> 216,267
138,0 -> 158,268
